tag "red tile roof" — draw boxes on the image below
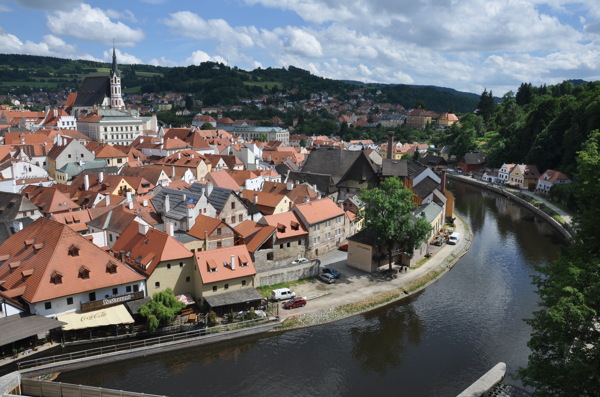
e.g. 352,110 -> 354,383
195,245 -> 256,284
262,211 -> 308,239
0,218 -> 144,303
293,197 -> 345,225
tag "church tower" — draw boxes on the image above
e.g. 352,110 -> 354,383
110,45 -> 125,110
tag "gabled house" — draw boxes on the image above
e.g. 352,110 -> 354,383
0,217 -> 146,317
155,150 -> 211,180
458,151 -> 487,173
119,165 -> 172,187
87,205 -> 149,247
261,181 -> 318,205
239,190 -> 292,215
233,220 -> 276,265
193,245 -> 262,315
508,164 -> 541,190
87,143 -> 128,167
0,192 -> 43,222
206,170 -> 242,192
187,214 -> 235,252
498,163 -> 516,184
536,169 -> 571,194
21,185 -> 81,216
151,186 -> 215,232
47,137 -> 95,180
260,211 -> 308,264
187,183 -> 252,227
112,222 -> 195,297
293,198 -> 347,258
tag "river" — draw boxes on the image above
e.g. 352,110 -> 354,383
57,181 -> 567,396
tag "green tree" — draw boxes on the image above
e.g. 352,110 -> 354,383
139,288 -> 186,332
359,177 -> 432,270
201,122 -> 215,130
257,133 -> 268,142
477,89 -> 495,128
519,131 -> 600,395
299,138 -> 307,147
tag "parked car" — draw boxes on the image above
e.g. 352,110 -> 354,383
318,273 -> 336,284
271,288 -> 296,301
448,232 -> 460,245
339,243 -> 348,251
283,297 -> 307,309
298,257 -> 309,263
322,267 -> 341,278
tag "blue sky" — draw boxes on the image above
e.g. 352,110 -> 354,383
1,0 -> 600,95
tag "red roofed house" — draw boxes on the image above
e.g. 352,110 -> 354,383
194,245 -> 263,314
261,211 -> 308,263
187,214 -> 235,252
536,169 -> 571,194
87,143 -> 128,167
112,221 -> 195,297
240,190 -> 292,215
0,217 -> 146,318
233,220 -> 276,264
293,198 -> 347,258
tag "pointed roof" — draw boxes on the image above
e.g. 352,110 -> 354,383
111,44 -> 120,78
233,220 -> 276,253
195,245 -> 256,284
187,214 -> 226,240
0,218 -> 144,303
112,222 -> 193,276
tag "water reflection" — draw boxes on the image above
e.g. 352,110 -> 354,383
351,298 -> 423,375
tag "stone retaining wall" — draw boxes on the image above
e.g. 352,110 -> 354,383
256,260 -> 321,287
447,174 -> 573,241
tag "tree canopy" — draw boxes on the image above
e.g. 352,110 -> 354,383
519,131 -> 600,395
139,288 -> 186,332
359,177 -> 432,270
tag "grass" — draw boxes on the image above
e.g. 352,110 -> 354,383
256,278 -> 314,299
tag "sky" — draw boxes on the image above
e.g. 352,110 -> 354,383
1,0 -> 600,96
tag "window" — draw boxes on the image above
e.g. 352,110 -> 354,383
167,263 -> 171,269
231,216 -> 235,224
155,281 -> 160,288
67,297 -> 73,305
287,242 -> 291,248
298,240 -> 302,246
179,262 -> 184,268
239,214 -> 243,222
231,202 -> 235,209
89,292 -> 96,301
325,232 -> 331,239
280,244 -> 284,249
133,285 -> 139,292
126,285 -> 132,293
325,220 -> 331,227
112,288 -> 118,295
212,285 -> 217,292
44,302 -> 52,310
242,280 -> 246,286
109,234 -> 113,242
68,154 -> 72,159
186,276 -> 191,282
224,283 -> 229,290
216,228 -> 221,236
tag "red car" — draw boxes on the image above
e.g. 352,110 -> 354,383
339,243 -> 348,251
283,297 -> 307,309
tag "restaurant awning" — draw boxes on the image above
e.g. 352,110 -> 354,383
57,304 -> 134,331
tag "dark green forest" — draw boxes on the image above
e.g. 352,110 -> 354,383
0,54 -> 478,112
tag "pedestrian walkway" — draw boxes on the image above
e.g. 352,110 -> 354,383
510,189 -> 572,225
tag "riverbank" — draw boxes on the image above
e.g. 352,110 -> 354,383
274,211 -> 472,330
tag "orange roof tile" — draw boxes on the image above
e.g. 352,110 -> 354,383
232,221 -> 276,253
293,198 -> 345,225
195,245 -> 256,284
262,211 -> 308,239
187,214 -> 226,240
0,218 -> 144,303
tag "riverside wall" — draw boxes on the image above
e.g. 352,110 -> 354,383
447,174 -> 573,241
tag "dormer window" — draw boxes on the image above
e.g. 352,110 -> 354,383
106,261 -> 118,274
208,259 -> 218,273
51,270 -> 62,285
24,239 -> 35,247
68,244 -> 80,257
78,265 -> 90,279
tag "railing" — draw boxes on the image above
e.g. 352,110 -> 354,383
18,317 -> 277,371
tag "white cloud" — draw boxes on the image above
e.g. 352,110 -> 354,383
0,4 -> 11,12
0,32 -> 98,60
47,3 -> 144,46
184,50 -> 228,65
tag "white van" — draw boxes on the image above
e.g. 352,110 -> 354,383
271,288 -> 296,301
448,232 -> 460,245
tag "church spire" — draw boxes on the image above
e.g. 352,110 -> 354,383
111,40 -> 120,78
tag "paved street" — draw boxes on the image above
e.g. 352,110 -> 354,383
276,217 -> 470,320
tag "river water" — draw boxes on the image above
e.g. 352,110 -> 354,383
57,181 -> 566,396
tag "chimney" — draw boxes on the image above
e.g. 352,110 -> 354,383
286,181 -> 293,191
99,171 -> 104,183
253,194 -> 258,204
187,205 -> 195,229
166,222 -> 174,237
12,220 -> 23,232
142,199 -> 148,207
441,171 -> 447,193
230,255 -> 236,270
182,194 -> 187,203
84,174 -> 90,191
171,165 -> 176,178
105,194 -> 110,206
127,191 -> 134,210
177,152 -> 181,160
205,183 -> 213,197
164,194 -> 170,213
138,222 -> 149,235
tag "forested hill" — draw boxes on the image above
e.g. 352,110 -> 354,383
0,53 -> 479,113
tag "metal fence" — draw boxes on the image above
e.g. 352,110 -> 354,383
18,317 -> 276,371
